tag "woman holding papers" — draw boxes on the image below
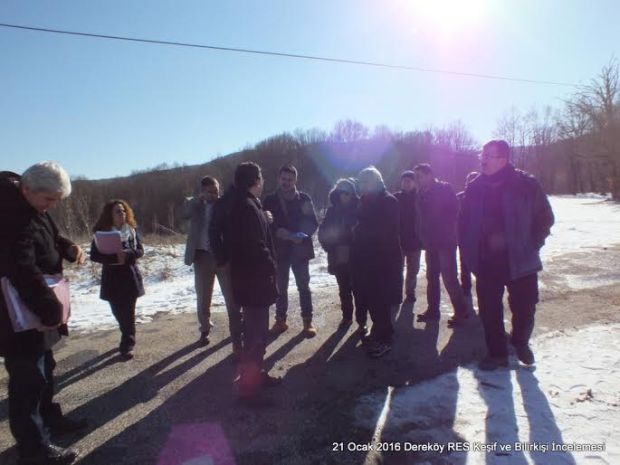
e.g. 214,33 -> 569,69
90,199 -> 144,360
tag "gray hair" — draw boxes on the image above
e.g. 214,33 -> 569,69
21,161 -> 72,198
357,165 -> 385,192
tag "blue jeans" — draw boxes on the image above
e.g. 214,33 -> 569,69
275,258 -> 313,320
4,350 -> 56,457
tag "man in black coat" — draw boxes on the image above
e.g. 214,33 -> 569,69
208,183 -> 244,360
393,171 -> 423,304
263,164 -> 319,337
0,163 -> 86,465
414,164 -> 470,327
227,162 -> 281,399
352,166 -> 403,358
460,140 -> 554,370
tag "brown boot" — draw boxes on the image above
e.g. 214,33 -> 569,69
302,319 -> 317,338
270,317 -> 288,334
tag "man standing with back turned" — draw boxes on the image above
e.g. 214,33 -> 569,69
459,140 -> 554,370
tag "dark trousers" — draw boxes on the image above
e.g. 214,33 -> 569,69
403,249 -> 422,299
109,296 -> 137,353
459,246 -> 472,297
334,265 -> 366,325
368,305 -> 393,344
241,305 -> 270,368
425,247 -> 468,317
5,350 -> 58,457
275,258 -> 313,320
476,271 -> 538,358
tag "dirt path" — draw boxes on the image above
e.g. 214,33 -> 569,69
1,246 -> 619,465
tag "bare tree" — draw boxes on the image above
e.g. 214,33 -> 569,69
565,59 -> 620,198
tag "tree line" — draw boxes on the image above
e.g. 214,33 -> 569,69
53,61 -> 620,238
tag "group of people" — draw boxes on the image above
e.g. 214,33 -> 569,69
0,138 -> 554,464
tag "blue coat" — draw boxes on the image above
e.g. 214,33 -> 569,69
459,165 -> 554,280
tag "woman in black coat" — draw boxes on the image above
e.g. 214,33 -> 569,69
318,178 -> 367,332
90,199 -> 144,359
352,167 -> 403,358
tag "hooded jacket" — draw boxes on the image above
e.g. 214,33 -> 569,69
318,182 -> 359,274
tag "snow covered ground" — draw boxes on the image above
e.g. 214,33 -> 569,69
64,195 -> 620,332
354,324 -> 619,465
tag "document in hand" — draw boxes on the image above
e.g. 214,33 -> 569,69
94,230 -> 123,254
1,274 -> 71,332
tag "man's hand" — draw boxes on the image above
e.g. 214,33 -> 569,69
264,210 -> 274,224
69,245 -> 86,265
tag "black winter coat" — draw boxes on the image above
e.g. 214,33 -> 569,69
393,190 -> 422,252
208,185 -> 236,267
90,229 -> 145,302
228,190 -> 278,307
0,172 -> 75,357
351,190 -> 403,307
263,190 -> 318,262
318,190 -> 358,275
416,180 -> 459,249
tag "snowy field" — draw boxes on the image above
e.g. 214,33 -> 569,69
354,324 -> 619,465
64,195 -> 620,332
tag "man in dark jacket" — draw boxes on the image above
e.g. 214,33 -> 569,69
393,171 -> 423,304
414,164 -> 469,327
208,184 -> 243,359
263,164 -> 319,337
457,171 -> 479,308
0,163 -> 87,465
227,162 -> 281,399
460,140 -> 554,370
352,166 -> 403,358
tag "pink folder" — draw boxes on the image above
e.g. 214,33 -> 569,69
94,230 -> 123,254
1,274 -> 71,332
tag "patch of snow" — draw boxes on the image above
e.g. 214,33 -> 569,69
354,324 -> 620,465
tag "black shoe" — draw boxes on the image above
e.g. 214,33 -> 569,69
447,313 -> 469,328
514,345 -> 535,365
368,343 -> 392,358
48,415 -> 89,435
119,345 -> 134,360
417,310 -> 440,322
478,356 -> 509,371
357,324 -> 369,338
198,332 -> 210,347
18,444 -> 77,465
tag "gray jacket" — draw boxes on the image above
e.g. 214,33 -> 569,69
181,197 -> 211,266
459,165 -> 554,280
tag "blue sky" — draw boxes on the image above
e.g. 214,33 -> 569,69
1,0 -> 618,179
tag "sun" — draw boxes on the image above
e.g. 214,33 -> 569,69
400,0 -> 488,37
